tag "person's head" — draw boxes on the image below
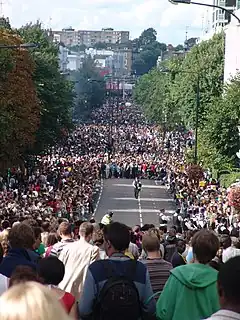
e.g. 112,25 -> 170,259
8,223 -> 35,250
1,220 -> 10,230
218,256 -> 240,311
220,234 -> 231,250
0,282 -> 71,320
176,239 -> 186,254
103,222 -> 130,257
33,227 -> 42,250
46,233 -> 58,247
192,229 -> 219,264
79,222 -> 94,242
109,212 -> 114,218
142,233 -> 160,255
57,222 -> 72,240
9,266 -> 39,287
38,257 -> 65,286
41,222 -> 50,232
92,229 -> 104,247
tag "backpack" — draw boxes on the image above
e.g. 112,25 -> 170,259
93,260 -> 142,320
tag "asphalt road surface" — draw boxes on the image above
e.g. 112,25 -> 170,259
94,179 -> 175,227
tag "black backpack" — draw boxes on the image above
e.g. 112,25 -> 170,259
93,260 -> 142,320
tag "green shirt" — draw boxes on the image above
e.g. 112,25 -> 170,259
35,243 -> 45,256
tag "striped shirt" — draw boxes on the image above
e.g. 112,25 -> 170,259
141,258 -> 172,300
50,238 -> 75,257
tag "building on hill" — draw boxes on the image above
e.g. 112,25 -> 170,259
53,27 -> 130,47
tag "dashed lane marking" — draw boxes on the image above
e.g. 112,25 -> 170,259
93,179 -> 103,217
138,195 -> 143,227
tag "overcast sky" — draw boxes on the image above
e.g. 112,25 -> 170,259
3,0 -> 213,45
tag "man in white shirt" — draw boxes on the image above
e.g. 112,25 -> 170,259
221,235 -> 240,263
59,222 -> 99,299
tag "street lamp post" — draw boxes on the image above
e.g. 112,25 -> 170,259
168,0 -> 240,24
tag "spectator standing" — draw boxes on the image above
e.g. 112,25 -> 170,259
59,222 -> 99,299
141,233 -> 172,300
0,282 -> 71,320
171,239 -> 186,268
50,222 -> 74,258
221,234 -> 240,263
0,223 -> 36,278
79,222 -> 156,320
207,256 -> 240,320
164,228 -> 177,263
92,229 -> 108,260
38,257 -> 77,318
0,243 -> 9,295
156,229 -> 220,320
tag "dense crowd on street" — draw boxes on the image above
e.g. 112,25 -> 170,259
0,98 -> 239,320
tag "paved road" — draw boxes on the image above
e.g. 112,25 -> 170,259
94,179 -> 175,227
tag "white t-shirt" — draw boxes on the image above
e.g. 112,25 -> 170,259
222,246 -> 240,263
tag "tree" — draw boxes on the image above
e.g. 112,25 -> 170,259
134,68 -> 181,130
17,22 -> 75,152
68,44 -> 86,52
198,75 -> 240,170
138,28 -> 157,47
0,25 -> 40,171
174,44 -> 184,51
71,56 -> 106,119
94,42 -> 108,50
134,31 -> 239,172
170,32 -> 224,128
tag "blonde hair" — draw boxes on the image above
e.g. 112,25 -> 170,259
0,282 -> 71,320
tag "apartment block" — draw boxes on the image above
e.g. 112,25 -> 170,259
212,0 -> 238,30
53,27 -> 130,47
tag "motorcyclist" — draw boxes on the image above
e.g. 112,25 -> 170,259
132,177 -> 142,199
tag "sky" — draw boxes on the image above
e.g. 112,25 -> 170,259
2,0 -> 213,45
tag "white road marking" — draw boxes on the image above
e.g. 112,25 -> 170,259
112,184 -> 166,189
108,208 -> 175,214
138,194 -> 143,227
112,197 -> 173,202
93,179 -> 103,217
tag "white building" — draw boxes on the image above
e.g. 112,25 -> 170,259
224,8 -> 240,82
59,45 -> 68,72
86,48 -> 113,59
67,52 -> 86,71
212,0 -> 238,30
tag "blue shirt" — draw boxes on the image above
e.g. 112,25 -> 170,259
79,254 -> 156,318
0,248 -> 36,278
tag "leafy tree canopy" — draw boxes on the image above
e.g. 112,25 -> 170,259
0,25 -> 40,171
17,22 -> 74,153
71,56 -> 106,120
134,31 -> 240,171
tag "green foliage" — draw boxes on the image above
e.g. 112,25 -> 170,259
67,44 -> 86,52
171,32 -> 224,128
93,42 -> 108,50
134,31 -> 240,172
71,57 -> 106,120
219,172 -> 240,188
17,22 -> 75,152
132,28 -> 167,75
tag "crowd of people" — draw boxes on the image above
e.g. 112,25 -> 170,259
0,99 -> 239,320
